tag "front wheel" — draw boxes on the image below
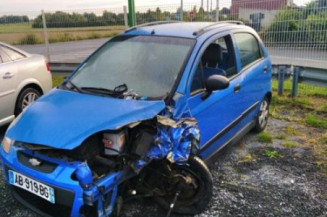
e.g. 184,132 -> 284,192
253,97 -> 270,133
155,156 -> 213,215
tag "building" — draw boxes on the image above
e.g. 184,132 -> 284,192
231,0 -> 293,30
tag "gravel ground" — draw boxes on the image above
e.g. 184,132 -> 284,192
0,118 -> 326,217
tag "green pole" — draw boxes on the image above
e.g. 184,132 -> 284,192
128,0 -> 136,27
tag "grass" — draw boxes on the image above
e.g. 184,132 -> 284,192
275,134 -> 287,140
238,154 -> 256,163
282,141 -> 299,148
322,133 -> 327,145
305,114 -> 327,129
0,23 -> 124,45
264,149 -> 282,158
257,132 -> 273,143
18,34 -> 41,45
52,75 -> 65,87
272,80 -> 327,98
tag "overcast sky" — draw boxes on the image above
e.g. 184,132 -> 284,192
0,0 -> 314,16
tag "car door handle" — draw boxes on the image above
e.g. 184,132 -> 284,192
234,84 -> 241,93
263,66 -> 268,73
3,72 -> 14,79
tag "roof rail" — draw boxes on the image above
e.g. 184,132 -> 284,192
125,21 -> 182,33
193,20 -> 244,36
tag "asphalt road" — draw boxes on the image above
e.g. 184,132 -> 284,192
15,38 -> 327,69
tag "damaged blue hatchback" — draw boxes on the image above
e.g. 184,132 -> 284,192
1,21 -> 272,217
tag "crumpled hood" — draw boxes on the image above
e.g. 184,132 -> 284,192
6,89 -> 165,149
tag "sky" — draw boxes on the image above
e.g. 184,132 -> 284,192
0,0 -> 314,16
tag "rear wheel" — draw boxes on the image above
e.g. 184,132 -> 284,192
154,156 -> 213,215
253,97 -> 270,133
15,88 -> 41,115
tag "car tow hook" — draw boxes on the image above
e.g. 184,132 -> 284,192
166,184 -> 183,217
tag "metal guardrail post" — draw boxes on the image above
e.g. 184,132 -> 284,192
180,0 -> 183,21
278,65 -> 286,96
123,6 -> 128,29
291,66 -> 299,98
216,0 -> 219,22
41,10 -> 50,62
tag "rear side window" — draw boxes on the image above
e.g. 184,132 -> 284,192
0,47 -> 12,63
1,46 -> 25,61
234,33 -> 262,69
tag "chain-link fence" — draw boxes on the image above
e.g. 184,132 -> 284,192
0,0 -> 326,96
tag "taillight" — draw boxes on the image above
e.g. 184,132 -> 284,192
45,61 -> 50,72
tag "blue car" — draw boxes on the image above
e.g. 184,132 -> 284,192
1,21 -> 272,217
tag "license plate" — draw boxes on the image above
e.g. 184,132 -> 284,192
8,170 -> 55,204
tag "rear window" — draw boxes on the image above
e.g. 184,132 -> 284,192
234,33 -> 262,69
0,47 -> 12,63
1,46 -> 25,61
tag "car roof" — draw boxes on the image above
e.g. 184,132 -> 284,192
123,21 -> 245,39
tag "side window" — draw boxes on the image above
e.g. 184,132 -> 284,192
234,33 -> 262,69
191,63 -> 205,93
191,35 -> 237,93
1,46 -> 25,61
0,48 -> 12,63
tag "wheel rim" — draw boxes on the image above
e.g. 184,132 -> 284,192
22,92 -> 39,109
162,166 -> 204,206
258,100 -> 269,128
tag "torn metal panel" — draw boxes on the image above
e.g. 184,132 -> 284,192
6,89 -> 165,150
147,115 -> 200,164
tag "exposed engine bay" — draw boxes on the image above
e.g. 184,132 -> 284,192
16,110 -> 212,217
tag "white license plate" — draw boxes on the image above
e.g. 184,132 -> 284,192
8,170 -> 55,204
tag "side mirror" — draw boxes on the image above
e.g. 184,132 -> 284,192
202,75 -> 229,100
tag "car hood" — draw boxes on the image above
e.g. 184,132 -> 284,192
6,89 -> 165,150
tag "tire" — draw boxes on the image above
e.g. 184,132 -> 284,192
15,87 -> 41,116
253,97 -> 270,133
155,156 -> 213,215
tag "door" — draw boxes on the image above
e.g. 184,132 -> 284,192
0,47 -> 18,123
187,34 -> 247,159
233,32 -> 270,119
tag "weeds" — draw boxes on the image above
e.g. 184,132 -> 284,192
305,114 -> 327,129
285,125 -> 301,136
322,133 -> 327,145
264,149 -> 282,158
257,132 -> 273,143
18,34 -> 41,45
16,31 -> 120,45
276,134 -> 287,140
282,141 -> 299,148
238,154 -> 256,163
52,75 -> 65,87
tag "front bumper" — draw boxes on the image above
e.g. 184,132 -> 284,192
0,144 -> 124,217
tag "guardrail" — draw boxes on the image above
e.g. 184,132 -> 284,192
49,62 -> 78,75
272,65 -> 327,97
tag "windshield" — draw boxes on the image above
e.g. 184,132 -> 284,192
69,35 -> 195,99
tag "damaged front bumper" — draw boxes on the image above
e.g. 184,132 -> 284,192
0,145 -> 124,217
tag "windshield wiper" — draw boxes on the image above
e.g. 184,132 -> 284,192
64,80 -> 83,93
81,84 -> 128,97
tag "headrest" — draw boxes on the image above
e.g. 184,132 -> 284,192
202,43 -> 222,67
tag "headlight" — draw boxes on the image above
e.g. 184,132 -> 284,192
2,137 -> 15,153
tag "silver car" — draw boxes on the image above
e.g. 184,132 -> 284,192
0,42 -> 52,127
